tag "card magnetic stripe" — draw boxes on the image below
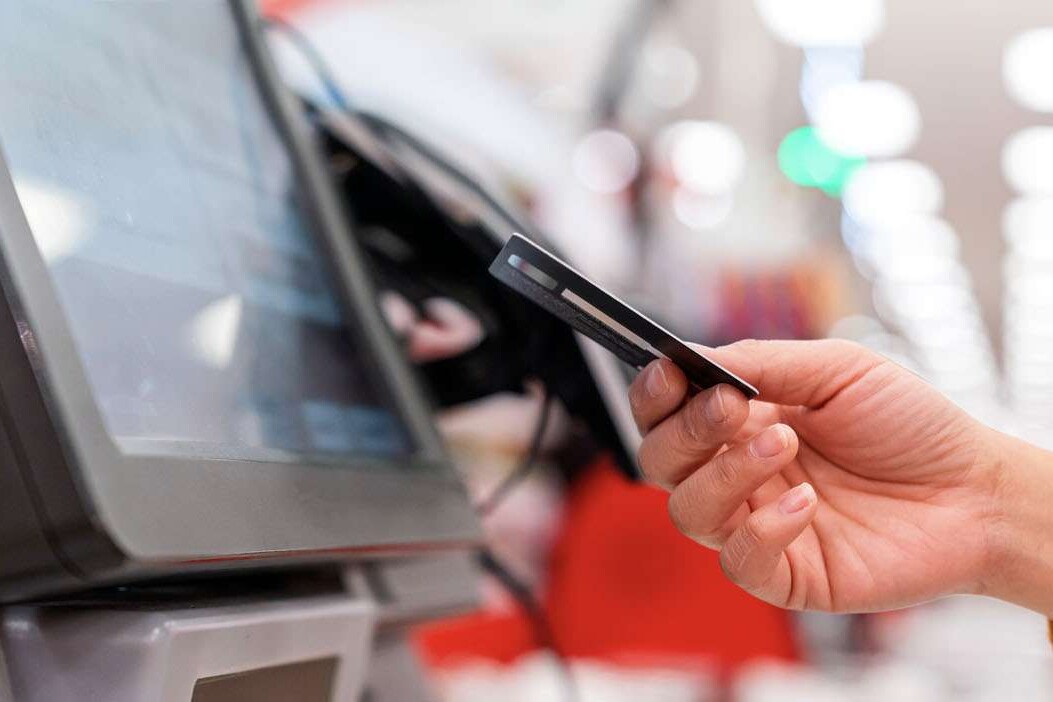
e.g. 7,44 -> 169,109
489,258 -> 658,370
489,235 -> 759,399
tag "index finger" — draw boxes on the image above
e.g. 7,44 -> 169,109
628,359 -> 690,434
696,339 -> 885,409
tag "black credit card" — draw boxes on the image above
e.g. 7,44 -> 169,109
489,234 -> 758,399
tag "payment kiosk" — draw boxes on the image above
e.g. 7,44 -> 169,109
0,1 -> 480,699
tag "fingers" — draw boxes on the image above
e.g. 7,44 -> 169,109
719,482 -> 818,601
668,424 -> 799,548
379,291 -> 419,337
637,383 -> 751,489
628,359 -> 690,433
408,298 -> 485,362
695,339 -> 886,409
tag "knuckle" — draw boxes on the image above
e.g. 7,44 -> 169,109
707,451 -> 740,492
721,513 -> 766,581
668,487 -> 718,544
821,338 -> 870,362
729,338 -> 769,357
674,399 -> 707,448
636,440 -> 674,490
719,537 -> 748,583
740,512 -> 766,549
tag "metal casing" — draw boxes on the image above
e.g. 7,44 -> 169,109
0,0 -> 480,601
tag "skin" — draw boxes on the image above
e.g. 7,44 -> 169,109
628,338 -> 1053,616
379,293 -> 485,362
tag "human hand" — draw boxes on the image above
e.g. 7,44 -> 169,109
628,339 -> 1049,614
379,293 -> 484,363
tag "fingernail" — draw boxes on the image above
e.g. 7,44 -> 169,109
750,425 -> 789,458
779,483 -> 816,515
645,363 -> 669,398
705,386 -> 728,424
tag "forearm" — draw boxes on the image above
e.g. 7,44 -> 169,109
984,430 -> 1053,617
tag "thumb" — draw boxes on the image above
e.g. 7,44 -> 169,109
719,482 -> 818,605
697,339 -> 885,409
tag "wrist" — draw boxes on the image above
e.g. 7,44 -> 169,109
982,428 -> 1053,616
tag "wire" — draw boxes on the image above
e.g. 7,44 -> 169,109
260,22 -> 574,698
475,388 -> 554,516
262,15 -> 539,241
474,390 -> 577,702
477,548 -> 579,702
262,15 -> 352,111
354,110 -> 539,239
264,10 -> 561,518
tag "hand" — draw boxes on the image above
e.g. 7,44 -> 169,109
628,339 -> 1047,614
379,293 -> 484,363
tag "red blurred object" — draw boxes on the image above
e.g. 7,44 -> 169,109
259,0 -> 318,18
416,458 -> 798,674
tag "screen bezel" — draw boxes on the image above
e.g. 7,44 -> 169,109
0,0 -> 479,569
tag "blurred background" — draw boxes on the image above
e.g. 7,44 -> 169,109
266,0 -> 1053,699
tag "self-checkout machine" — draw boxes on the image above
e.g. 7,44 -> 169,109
0,1 -> 481,699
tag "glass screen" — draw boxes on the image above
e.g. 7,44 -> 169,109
0,1 -> 413,460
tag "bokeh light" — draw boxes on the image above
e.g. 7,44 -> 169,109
657,121 -> 746,195
1002,127 -> 1053,195
814,81 -> 921,157
641,44 -> 700,110
1004,28 -> 1053,113
571,129 -> 640,194
859,215 -> 960,269
799,47 -> 864,122
777,126 -> 863,195
1004,197 -> 1053,254
843,160 -> 944,225
754,0 -> 885,47
671,189 -> 734,230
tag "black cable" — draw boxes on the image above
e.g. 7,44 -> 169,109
477,548 -> 578,702
474,390 -> 579,702
474,388 -> 554,516
354,110 -> 539,239
263,15 -> 539,241
264,11 -> 560,518
260,22 -> 575,698
262,15 -> 352,111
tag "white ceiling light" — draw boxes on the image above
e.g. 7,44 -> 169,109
1004,28 -> 1053,113
1003,197 -> 1053,251
875,255 -> 968,285
1002,128 -> 1053,195
671,189 -> 734,230
1005,274 -> 1053,305
858,215 -> 960,268
826,314 -> 885,340
814,81 -> 921,157
843,160 -> 944,226
754,0 -> 885,47
800,47 -> 865,121
656,121 -> 746,195
642,44 -> 699,110
571,129 -> 639,194
874,280 -> 978,321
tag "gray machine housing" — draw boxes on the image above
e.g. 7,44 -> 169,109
0,0 -> 480,602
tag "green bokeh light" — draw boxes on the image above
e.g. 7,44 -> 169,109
777,126 -> 864,197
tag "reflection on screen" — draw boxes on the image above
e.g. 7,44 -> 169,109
0,1 -> 412,460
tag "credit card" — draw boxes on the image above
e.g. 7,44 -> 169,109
489,234 -> 758,399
